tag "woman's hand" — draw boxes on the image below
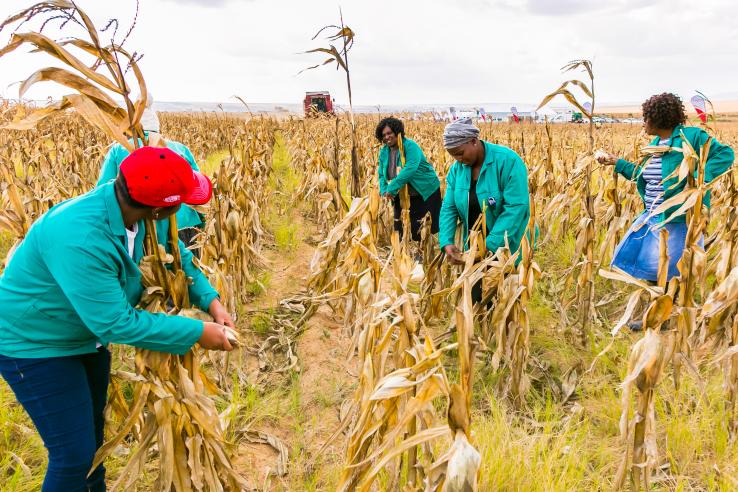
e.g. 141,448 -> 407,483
595,151 -> 618,166
199,322 -> 234,351
443,245 -> 465,265
208,298 -> 234,328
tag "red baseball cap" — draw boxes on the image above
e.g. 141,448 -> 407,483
120,147 -> 213,207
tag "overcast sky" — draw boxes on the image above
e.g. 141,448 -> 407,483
0,0 -> 736,107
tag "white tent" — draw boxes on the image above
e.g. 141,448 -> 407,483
534,105 -> 558,120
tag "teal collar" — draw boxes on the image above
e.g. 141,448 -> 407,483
102,182 -> 126,239
650,125 -> 684,145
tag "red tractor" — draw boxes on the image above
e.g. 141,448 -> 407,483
303,91 -> 334,117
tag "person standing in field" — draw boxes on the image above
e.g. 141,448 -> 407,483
376,117 -> 442,242
439,118 -> 532,303
597,93 -> 734,286
97,94 -> 205,253
0,147 -> 235,491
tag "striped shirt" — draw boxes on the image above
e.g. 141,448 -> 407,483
643,138 -> 670,212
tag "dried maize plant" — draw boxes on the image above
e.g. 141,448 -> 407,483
283,117 -> 348,231
304,191 -> 383,334
636,136 -> 712,388
492,202 -> 540,404
0,107 -> 106,193
336,232 -> 457,492
0,0 -> 147,254
417,213 -> 437,271
197,125 -> 274,307
396,134 -> 413,251
0,2 -> 149,151
305,144 -> 346,230
418,232 -> 453,324
0,4 -> 249,488
160,112 -> 253,161
537,60 -> 597,345
700,263 -> 738,436
699,163 -> 738,435
301,11 -> 363,198
307,196 -> 370,295
434,233 -> 491,492
614,294 -> 675,491
596,135 -> 646,267
0,4 -> 146,263
94,218 -> 249,491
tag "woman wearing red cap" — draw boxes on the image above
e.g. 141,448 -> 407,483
97,98 -> 206,254
0,147 -> 233,491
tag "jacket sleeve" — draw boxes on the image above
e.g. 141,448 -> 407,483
614,158 -> 637,181
386,139 -> 422,196
180,238 -> 219,311
97,144 -> 126,186
487,156 -> 530,253
378,149 -> 387,195
699,131 -> 735,183
154,218 -> 218,311
438,165 -> 459,250
44,234 -> 203,354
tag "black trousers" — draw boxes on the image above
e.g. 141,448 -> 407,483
178,227 -> 201,258
393,188 -> 442,241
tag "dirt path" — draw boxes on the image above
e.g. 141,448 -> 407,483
233,207 -> 354,491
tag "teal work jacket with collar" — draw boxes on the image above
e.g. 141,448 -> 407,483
97,136 -> 205,229
439,140 -> 531,257
0,182 -> 218,358
615,125 -> 734,222
377,137 -> 440,200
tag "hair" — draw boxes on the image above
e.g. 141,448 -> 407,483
114,173 -> 149,209
374,117 -> 404,142
642,93 -> 687,130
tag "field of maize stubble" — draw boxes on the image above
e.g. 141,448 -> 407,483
2,104 -> 738,491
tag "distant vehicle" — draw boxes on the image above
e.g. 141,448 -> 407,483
588,116 -> 619,124
622,118 -> 644,124
571,112 -> 583,123
303,91 -> 334,117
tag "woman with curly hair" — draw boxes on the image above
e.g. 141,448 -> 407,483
597,92 -> 734,285
376,117 -> 441,242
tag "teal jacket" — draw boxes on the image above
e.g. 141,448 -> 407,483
439,141 -> 531,256
377,137 -> 440,200
97,136 -> 205,229
615,125 -> 734,222
0,182 -> 218,358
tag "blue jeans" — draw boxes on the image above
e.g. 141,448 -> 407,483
612,214 -> 702,282
0,347 -> 111,492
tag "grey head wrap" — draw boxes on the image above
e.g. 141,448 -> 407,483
443,117 -> 480,149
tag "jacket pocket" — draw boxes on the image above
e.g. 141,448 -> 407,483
483,189 -> 502,216
26,303 -> 92,348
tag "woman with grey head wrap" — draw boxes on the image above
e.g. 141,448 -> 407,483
443,117 -> 480,149
438,117 -> 533,303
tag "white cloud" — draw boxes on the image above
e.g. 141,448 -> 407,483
160,0 -> 254,7
0,0 -> 736,108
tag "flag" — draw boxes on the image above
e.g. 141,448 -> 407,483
583,101 -> 592,115
691,94 -> 707,123
511,106 -> 519,123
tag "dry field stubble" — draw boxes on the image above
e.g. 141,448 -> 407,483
2,109 -> 738,490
